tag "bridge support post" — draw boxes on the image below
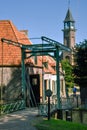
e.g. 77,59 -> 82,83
21,48 -> 26,107
56,47 -> 61,109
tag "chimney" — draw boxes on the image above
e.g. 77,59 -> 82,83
20,30 -> 28,37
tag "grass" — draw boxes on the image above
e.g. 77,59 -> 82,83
35,118 -> 87,130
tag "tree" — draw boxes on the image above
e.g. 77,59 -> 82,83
61,59 -> 74,96
73,40 -> 87,103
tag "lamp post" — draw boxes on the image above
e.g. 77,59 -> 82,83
46,89 -> 52,120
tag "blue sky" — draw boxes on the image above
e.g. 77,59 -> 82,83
0,0 -> 86,44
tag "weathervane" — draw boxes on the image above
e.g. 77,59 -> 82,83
68,0 -> 70,8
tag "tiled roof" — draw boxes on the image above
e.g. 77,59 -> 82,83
64,8 -> 75,22
0,20 -> 32,65
43,63 -> 56,75
0,20 -> 57,75
40,56 -> 56,74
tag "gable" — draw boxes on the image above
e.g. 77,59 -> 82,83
0,20 -> 32,66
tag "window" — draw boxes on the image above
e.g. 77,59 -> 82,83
52,81 -> 56,94
43,62 -> 48,69
52,66 -> 56,71
60,79 -> 64,94
32,78 -> 38,86
44,80 -> 47,100
34,56 -> 37,64
64,22 -> 69,29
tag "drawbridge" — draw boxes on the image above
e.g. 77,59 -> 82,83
1,36 -> 71,114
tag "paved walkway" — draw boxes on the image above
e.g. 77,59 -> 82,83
0,108 -> 42,130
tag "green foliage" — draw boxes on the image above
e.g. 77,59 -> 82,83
61,59 -> 74,88
35,119 -> 87,130
73,40 -> 87,86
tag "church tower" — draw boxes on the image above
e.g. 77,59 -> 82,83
62,8 -> 76,63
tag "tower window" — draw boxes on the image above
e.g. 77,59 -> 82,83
64,22 -> 69,29
64,22 -> 75,30
70,22 -> 74,29
65,56 -> 70,62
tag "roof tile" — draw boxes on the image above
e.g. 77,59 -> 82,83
0,20 -> 57,75
0,20 -> 31,65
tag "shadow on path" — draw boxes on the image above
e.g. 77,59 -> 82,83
0,108 -> 43,130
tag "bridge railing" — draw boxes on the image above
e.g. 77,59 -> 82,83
38,96 -> 81,116
0,100 -> 25,115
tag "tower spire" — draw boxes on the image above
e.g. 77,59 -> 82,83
62,0 -> 76,64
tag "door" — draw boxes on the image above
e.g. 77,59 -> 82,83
29,74 -> 40,107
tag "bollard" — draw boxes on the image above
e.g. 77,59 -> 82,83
66,110 -> 72,121
57,109 -> 63,119
76,95 -> 79,108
